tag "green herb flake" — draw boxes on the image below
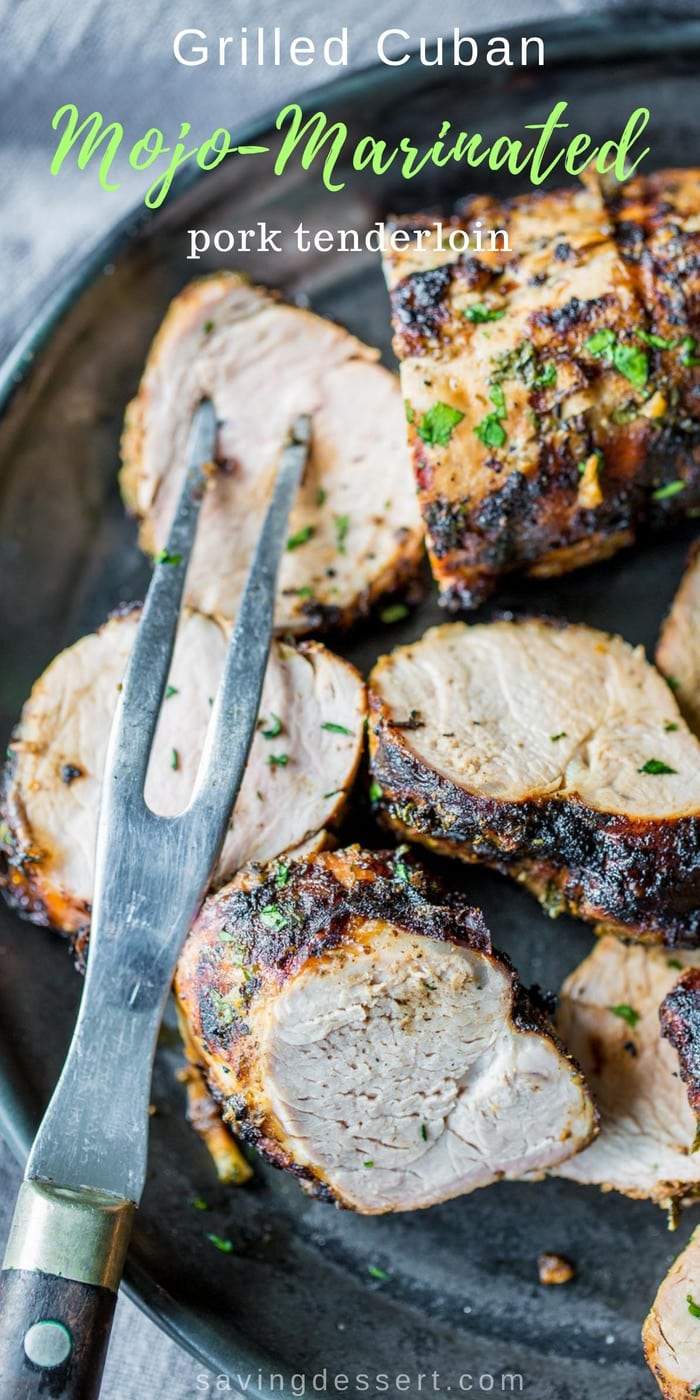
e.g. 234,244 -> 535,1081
652,480 -> 685,502
274,862 -> 290,889
322,721 -> 352,736
536,361 -> 557,388
259,904 -> 289,932
463,302 -> 506,323
206,1233 -> 233,1254
380,603 -> 409,625
693,1124 -> 700,1155
209,988 -> 234,1028
404,400 -> 415,424
369,780 -> 383,803
417,402 -> 465,448
261,714 -> 283,740
489,381 -> 507,417
608,1003 -> 640,1029
665,722 -> 679,732
156,548 -> 181,566
165,684 -> 178,699
550,732 -> 567,742
585,328 -> 616,358
323,788 -> 345,800
474,413 -> 507,450
667,959 -> 684,970
394,858 -> 410,883
218,928 -> 237,944
296,585 -> 313,599
612,343 -> 649,388
680,335 -> 700,367
315,488 -> 327,507
687,1294 -> 700,1319
203,320 -> 215,334
171,748 -> 179,772
368,1265 -> 390,1282
638,758 -> 678,775
267,753 -> 289,769
191,1196 -> 209,1211
364,1160 -> 374,1168
638,330 -> 675,350
420,1124 -> 428,1142
335,515 -> 350,553
286,525 -> 315,551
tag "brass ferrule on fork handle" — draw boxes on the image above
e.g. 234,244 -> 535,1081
3,1180 -> 135,1291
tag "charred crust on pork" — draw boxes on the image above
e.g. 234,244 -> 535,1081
660,968 -> 700,1117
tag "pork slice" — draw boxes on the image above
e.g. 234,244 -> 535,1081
175,845 -> 596,1214
643,1227 -> 700,1399
552,936 -> 700,1203
661,969 -> 700,1120
657,543 -> 700,736
368,617 -> 700,946
121,274 -> 423,631
0,609 -> 365,935
383,170 -> 700,610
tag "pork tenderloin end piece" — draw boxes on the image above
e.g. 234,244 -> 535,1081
0,608 -> 365,937
175,845 -> 597,1215
643,1227 -> 700,1400
661,969 -> 700,1121
553,936 -> 700,1204
368,617 -> 700,947
657,542 -> 700,738
383,170 -> 700,609
121,273 -> 424,632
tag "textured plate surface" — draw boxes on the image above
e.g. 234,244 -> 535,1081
1,14 -> 700,1396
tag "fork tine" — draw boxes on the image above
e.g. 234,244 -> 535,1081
188,414 -> 311,832
104,398 -> 218,801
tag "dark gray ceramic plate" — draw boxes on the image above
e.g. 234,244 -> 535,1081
1,13 -> 700,1396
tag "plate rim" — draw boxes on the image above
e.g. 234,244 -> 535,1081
2,10 -> 700,1389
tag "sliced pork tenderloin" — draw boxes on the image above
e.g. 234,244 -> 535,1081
368,617 -> 700,946
552,936 -> 700,1204
643,1227 -> 700,1399
661,970 -> 700,1121
0,608 -> 365,936
120,273 -> 423,632
657,543 -> 700,736
175,845 -> 597,1214
383,169 -> 700,610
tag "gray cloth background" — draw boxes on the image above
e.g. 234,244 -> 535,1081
0,1 -> 697,1395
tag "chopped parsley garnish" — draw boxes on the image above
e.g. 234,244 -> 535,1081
417,402 -> 465,447
380,603 -> 409,625
368,1265 -> 390,1281
286,525 -> 315,551
489,381 -> 507,417
206,1233 -> 233,1254
652,480 -> 685,501
335,514 -> 350,553
322,721 -> 352,736
420,1124 -> 428,1141
165,684 -> 178,699
680,335 -> 700,367
296,585 -> 313,599
474,413 -> 507,450
667,959 -> 683,970
537,360 -> 557,388
463,302 -> 506,323
369,780 -> 383,803
171,748 -> 179,772
316,488 -> 327,507
687,1294 -> 700,1319
665,722 -> 679,732
608,1004 -> 640,1028
267,753 -> 289,768
404,401 -> 415,423
585,329 -> 649,388
209,988 -> 234,1027
259,904 -> 288,932
394,858 -> 410,883
261,714 -> 283,740
364,1160 -> 374,1168
274,861 -> 290,888
203,320 -> 215,334
638,758 -> 677,775
638,330 -> 675,350
550,732 -> 567,742
156,548 -> 181,566
191,1196 -> 209,1210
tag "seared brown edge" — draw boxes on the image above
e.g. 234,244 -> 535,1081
660,968 -> 700,1117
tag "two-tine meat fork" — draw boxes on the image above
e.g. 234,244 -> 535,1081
0,400 -> 311,1398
